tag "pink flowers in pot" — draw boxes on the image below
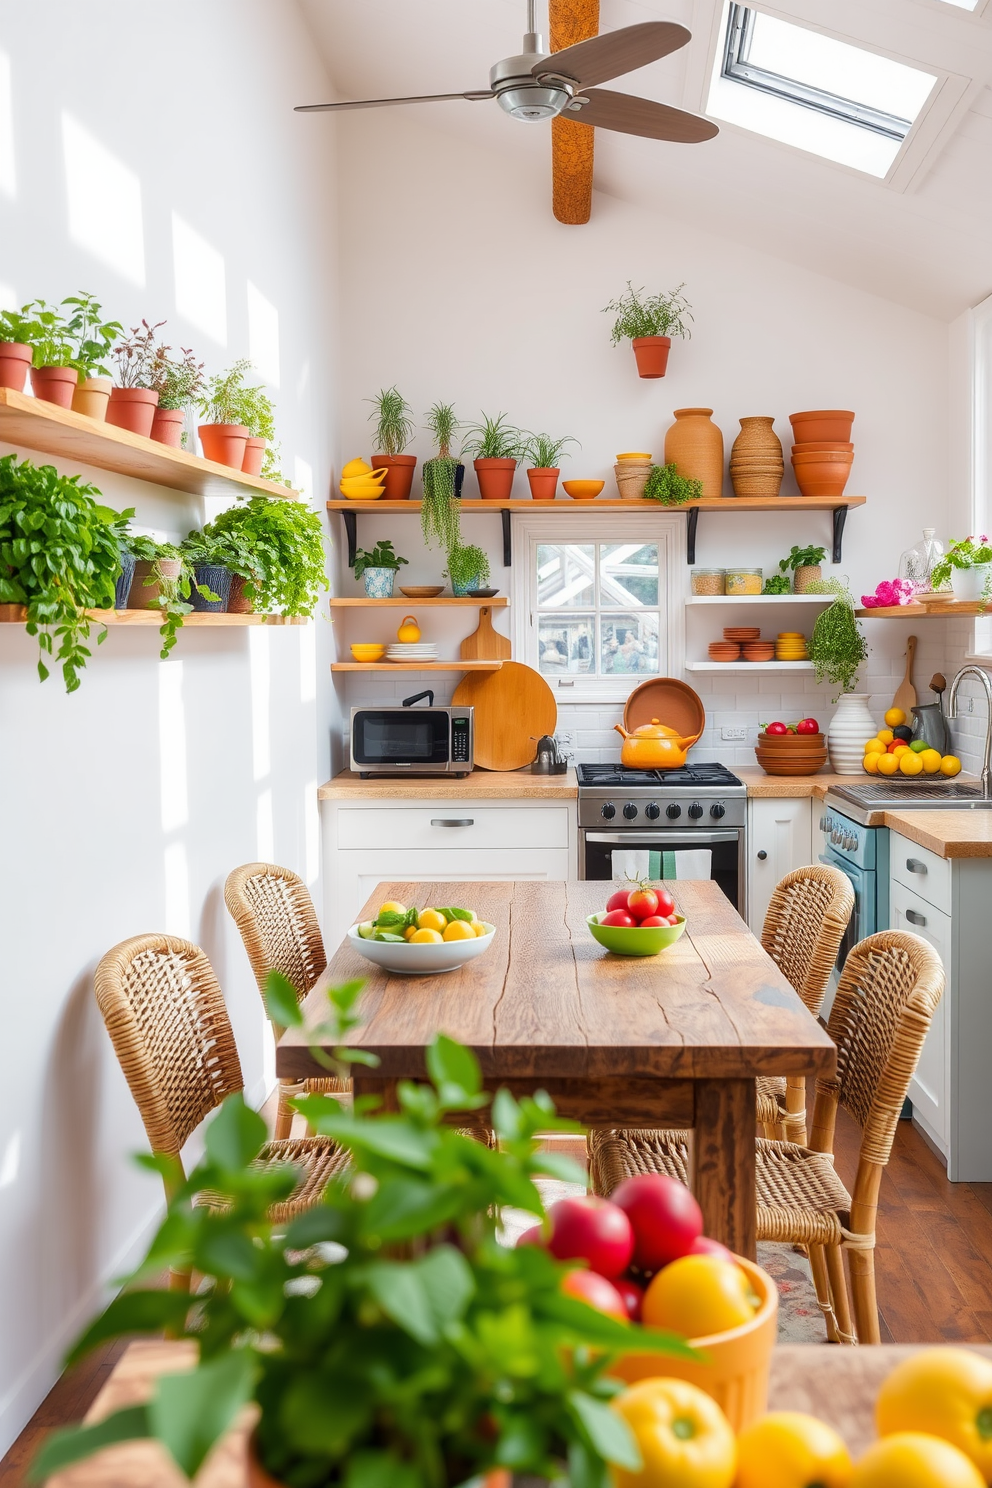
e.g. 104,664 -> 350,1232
861,578 -> 915,608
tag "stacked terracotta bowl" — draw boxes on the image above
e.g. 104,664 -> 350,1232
708,626 -> 775,662
790,410 -> 854,497
754,730 -> 828,776
741,638 -> 775,661
709,639 -> 741,661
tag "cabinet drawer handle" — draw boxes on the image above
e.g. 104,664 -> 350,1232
756,850 -> 768,860
906,858 -> 928,874
431,818 -> 475,827
906,908 -> 927,926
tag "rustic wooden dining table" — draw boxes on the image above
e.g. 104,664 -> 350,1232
277,879 -> 836,1259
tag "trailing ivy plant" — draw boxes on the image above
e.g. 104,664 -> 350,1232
643,462 -> 702,506
421,401 -> 462,553
367,385 -> 415,456
0,454 -> 124,691
124,535 -> 215,659
445,541 -> 491,592
63,293 -> 123,379
806,578 -> 868,695
203,496 -> 327,615
602,282 -> 692,345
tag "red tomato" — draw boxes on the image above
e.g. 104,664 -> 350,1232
689,1234 -> 736,1265
796,717 -> 819,734
610,1173 -> 703,1271
627,888 -> 659,921
547,1196 -> 634,1278
765,721 -> 788,735
614,1276 -> 644,1321
516,1224 -> 544,1248
606,888 -> 632,914
561,1268 -> 628,1321
639,915 -> 668,928
654,888 -> 676,917
601,909 -> 635,927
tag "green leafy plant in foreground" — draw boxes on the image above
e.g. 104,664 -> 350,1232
352,539 -> 408,579
62,293 -> 123,379
18,298 -> 75,368
602,282 -> 692,345
643,462 -> 702,506
34,991 -> 692,1488
762,574 -> 792,595
203,496 -> 328,616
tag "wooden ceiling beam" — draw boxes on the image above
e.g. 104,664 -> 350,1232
550,0 -> 599,225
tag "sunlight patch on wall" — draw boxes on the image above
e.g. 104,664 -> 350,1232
249,627 -> 271,781
299,613 -> 316,703
304,781 -> 319,886
247,282 -> 280,387
256,788 -> 274,861
0,282 -> 16,312
294,456 -> 314,503
0,52 -> 15,198
158,660 -> 188,831
163,842 -> 191,938
62,116 -> 145,283
172,213 -> 227,344
0,1131 -> 20,1190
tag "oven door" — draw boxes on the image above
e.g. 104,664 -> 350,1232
819,849 -> 873,973
351,709 -> 451,770
579,828 -> 743,912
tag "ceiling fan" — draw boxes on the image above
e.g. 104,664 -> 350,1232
296,1 -> 718,205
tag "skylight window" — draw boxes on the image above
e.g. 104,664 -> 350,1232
707,3 -> 938,177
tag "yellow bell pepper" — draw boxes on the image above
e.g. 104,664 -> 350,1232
610,1377 -> 736,1488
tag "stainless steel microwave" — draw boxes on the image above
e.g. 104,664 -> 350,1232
350,704 -> 474,777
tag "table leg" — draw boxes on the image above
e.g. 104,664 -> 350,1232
352,1073 -> 401,1112
691,1078 -> 757,1260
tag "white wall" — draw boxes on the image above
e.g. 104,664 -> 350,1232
0,0 -> 338,1453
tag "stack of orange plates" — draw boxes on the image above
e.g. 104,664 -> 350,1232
775,631 -> 808,660
742,640 -> 776,661
708,641 -> 741,661
723,626 -> 760,642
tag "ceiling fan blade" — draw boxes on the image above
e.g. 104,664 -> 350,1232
535,22 -> 690,88
295,91 -> 493,114
550,0 -> 599,226
566,88 -> 719,143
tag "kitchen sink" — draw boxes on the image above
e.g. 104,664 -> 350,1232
829,781 -> 992,811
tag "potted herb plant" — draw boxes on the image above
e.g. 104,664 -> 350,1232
108,320 -> 163,436
779,544 -> 826,594
149,343 -> 205,447
20,298 -> 78,407
203,496 -> 328,616
0,306 -> 35,393
931,535 -> 992,601
235,375 -> 276,476
446,540 -> 491,595
462,412 -> 529,501
180,527 -> 254,612
125,535 -> 214,656
602,281 -> 692,379
421,401 -> 463,551
353,538 -> 408,598
523,432 -> 578,501
64,293 -> 123,422
368,386 -> 417,499
197,358 -> 256,469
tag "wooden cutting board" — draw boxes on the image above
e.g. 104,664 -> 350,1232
892,634 -> 917,716
460,606 -> 512,661
453,661 -> 557,771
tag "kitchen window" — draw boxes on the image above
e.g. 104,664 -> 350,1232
969,291 -> 992,660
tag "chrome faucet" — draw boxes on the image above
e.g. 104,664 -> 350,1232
948,664 -> 992,798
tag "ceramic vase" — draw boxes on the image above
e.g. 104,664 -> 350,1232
827,694 -> 875,774
664,408 -> 724,501
363,566 -> 396,599
729,416 -> 783,498
950,565 -> 991,601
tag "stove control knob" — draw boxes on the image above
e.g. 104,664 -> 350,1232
688,802 -> 704,820
601,802 -> 616,820
666,803 -> 682,819
831,829 -> 842,844
710,803 -> 726,819
645,802 -> 661,820
623,802 -> 638,820
846,835 -> 858,851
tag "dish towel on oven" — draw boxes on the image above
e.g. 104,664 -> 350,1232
611,849 -> 712,882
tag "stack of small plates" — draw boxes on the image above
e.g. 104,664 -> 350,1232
386,643 -> 439,664
708,641 -> 741,661
742,640 -> 775,661
775,631 -> 809,661
723,626 -> 760,642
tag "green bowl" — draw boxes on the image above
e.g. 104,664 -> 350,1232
586,912 -> 687,957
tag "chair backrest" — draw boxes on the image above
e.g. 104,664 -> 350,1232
761,864 -> 855,1017
94,934 -> 244,1162
225,862 -> 327,1018
815,929 -> 944,1168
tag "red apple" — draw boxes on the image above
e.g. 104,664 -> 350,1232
613,1276 -> 644,1322
601,909 -> 635,928
689,1234 -> 736,1265
627,888 -> 659,921
606,888 -> 632,914
561,1268 -> 628,1321
796,717 -> 819,734
654,888 -> 676,918
547,1195 -> 634,1279
638,915 -> 668,928
610,1173 -> 703,1271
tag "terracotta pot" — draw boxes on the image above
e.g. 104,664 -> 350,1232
130,557 -> 182,610
243,436 -> 266,475
730,416 -> 783,498
0,342 -> 31,392
107,387 -> 159,437
151,406 -> 185,447
664,408 -> 724,501
794,564 -> 822,593
30,364 -> 78,408
791,454 -> 852,498
71,376 -> 112,421
372,453 -> 417,499
474,457 -> 516,501
631,335 -> 671,379
200,422 -> 249,468
792,440 -> 853,454
790,409 -> 855,444
0,602 -> 27,622
527,467 -> 560,500
227,574 -> 256,614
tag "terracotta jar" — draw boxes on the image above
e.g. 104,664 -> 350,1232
130,557 -> 182,610
372,453 -> 417,499
71,376 -> 113,421
200,422 -> 249,468
107,387 -> 159,437
474,457 -> 516,501
729,416 -> 783,498
151,406 -> 185,447
527,467 -> 559,500
0,343 -> 32,392
664,408 -> 724,501
243,436 -> 266,475
30,365 -> 78,408
631,335 -> 671,379
227,574 -> 256,614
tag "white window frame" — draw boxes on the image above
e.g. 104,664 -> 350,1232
968,292 -> 992,661
510,511 -> 686,704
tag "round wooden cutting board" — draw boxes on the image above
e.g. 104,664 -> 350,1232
452,662 -> 557,771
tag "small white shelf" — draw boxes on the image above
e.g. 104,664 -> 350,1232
685,594 -> 833,606
685,661 -> 814,672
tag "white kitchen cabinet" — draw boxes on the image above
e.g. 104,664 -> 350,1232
746,797 -> 813,934
889,877 -> 950,1153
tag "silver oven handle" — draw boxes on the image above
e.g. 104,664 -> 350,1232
431,818 -> 475,827
906,857 -> 928,875
584,831 -> 741,845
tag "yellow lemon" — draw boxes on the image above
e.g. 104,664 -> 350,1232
473,921 -> 490,937
900,750 -> 924,776
864,739 -> 885,755
442,919 -> 476,942
850,1432 -> 985,1488
404,926 -> 417,941
379,900 -> 407,916
409,927 -> 443,944
417,908 -> 447,933
921,749 -> 943,774
885,707 -> 907,727
877,729 -> 894,745
863,752 -> 880,774
877,753 -> 900,776
876,1347 -> 992,1482
643,1255 -> 757,1336
736,1412 -> 852,1488
941,755 -> 963,777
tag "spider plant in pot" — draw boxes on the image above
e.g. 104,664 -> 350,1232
523,431 -> 578,501
462,413 -> 529,501
421,401 -> 464,552
125,534 -> 216,656
202,496 -> 328,617
108,320 -> 164,436
198,358 -> 256,468
149,344 -> 205,448
446,541 -> 491,596
64,293 -> 123,421
367,385 -> 417,498
0,307 -> 34,392
353,538 -> 408,598
602,281 -> 692,379
19,299 -> 78,407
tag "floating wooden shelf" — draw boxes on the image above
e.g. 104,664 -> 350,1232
329,596 -> 508,608
856,600 -> 991,618
685,660 -> 813,672
0,608 -> 306,627
686,594 -> 833,606
0,387 -> 296,501
331,660 -> 503,672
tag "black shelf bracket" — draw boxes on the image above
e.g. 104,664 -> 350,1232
341,510 -> 357,568
832,505 -> 848,564
686,507 -> 700,565
501,509 -> 512,568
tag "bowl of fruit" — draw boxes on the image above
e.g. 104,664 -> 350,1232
588,883 -> 686,956
754,717 -> 828,776
350,899 -> 494,973
863,706 -> 962,780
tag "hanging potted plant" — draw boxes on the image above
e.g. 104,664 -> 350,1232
20,299 -> 78,407
446,540 -> 491,595
64,293 -> 123,422
197,358 -> 257,469
108,320 -> 163,436
462,412 -> 529,501
523,431 -> 578,501
352,538 -> 408,598
201,496 -> 328,616
367,385 -> 417,499
149,343 -> 205,447
0,306 -> 35,393
421,401 -> 463,552
602,281 -> 692,379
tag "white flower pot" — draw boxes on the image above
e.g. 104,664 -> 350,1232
950,565 -> 991,601
828,694 -> 876,774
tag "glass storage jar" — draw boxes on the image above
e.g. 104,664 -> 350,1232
691,568 -> 726,595
725,567 -> 763,596
898,528 -> 944,593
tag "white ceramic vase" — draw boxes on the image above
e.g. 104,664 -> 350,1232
828,693 -> 876,774
950,565 -> 991,601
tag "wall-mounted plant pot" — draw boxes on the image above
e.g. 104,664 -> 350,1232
227,574 -> 256,614
71,375 -> 113,422
130,557 -> 182,610
0,602 -> 27,622
243,437 -> 266,476
151,406 -> 185,447
0,343 -> 31,392
631,335 -> 671,379
372,453 -> 417,500
114,549 -> 136,611
191,564 -> 232,612
363,566 -> 396,599
527,467 -> 560,501
30,364 -> 78,408
474,458 -> 516,501
199,422 -> 249,468
107,387 -> 159,437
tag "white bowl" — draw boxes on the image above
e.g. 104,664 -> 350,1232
347,922 -> 496,974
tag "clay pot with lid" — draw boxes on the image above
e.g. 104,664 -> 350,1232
373,453 -> 417,499
30,364 -> 78,408
664,408 -> 724,501
0,343 -> 32,392
631,335 -> 671,379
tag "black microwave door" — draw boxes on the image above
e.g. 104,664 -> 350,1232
353,710 -> 450,765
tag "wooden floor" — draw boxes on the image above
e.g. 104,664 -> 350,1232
4,1109 -> 992,1483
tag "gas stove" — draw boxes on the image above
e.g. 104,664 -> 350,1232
576,762 -> 746,828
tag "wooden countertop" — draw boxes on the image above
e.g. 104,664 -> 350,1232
735,768 -> 861,799
879,808 -> 992,858
318,768 -> 578,800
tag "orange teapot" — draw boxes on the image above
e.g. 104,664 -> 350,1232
613,718 -> 701,770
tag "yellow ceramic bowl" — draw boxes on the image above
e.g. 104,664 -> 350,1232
350,644 -> 386,661
563,480 -> 605,500
341,458 -> 373,479
617,452 -> 652,461
340,481 -> 386,501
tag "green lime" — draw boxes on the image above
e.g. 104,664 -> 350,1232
909,739 -> 928,753
357,921 -> 376,939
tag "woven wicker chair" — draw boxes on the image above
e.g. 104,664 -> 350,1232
94,934 -> 349,1286
589,931 -> 944,1345
225,862 -> 346,1138
755,865 -> 854,1143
